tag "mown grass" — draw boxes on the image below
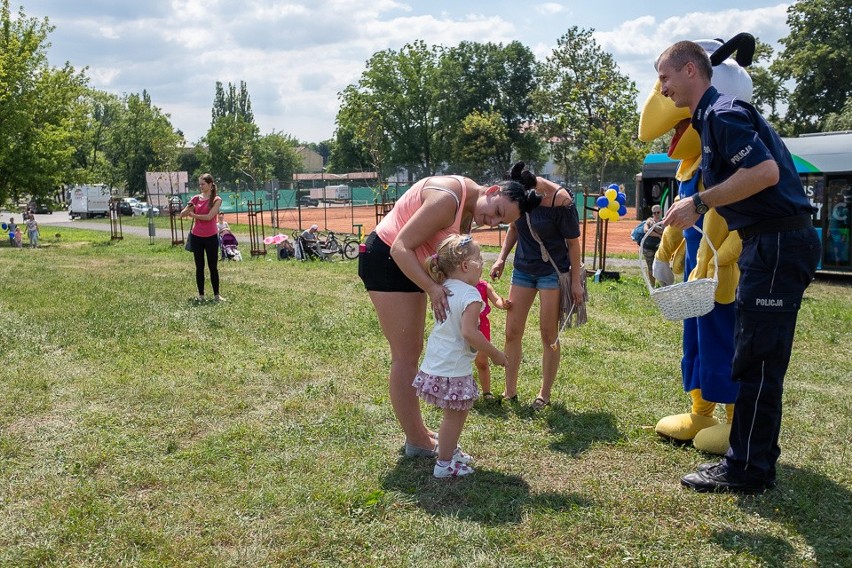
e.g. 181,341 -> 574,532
0,230 -> 850,567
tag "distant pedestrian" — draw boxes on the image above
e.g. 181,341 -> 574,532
640,205 -> 664,285
25,214 -> 39,248
7,217 -> 16,247
180,173 -> 225,302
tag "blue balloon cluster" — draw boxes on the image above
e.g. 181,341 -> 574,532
595,183 -> 628,221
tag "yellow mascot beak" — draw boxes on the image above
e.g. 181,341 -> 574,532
638,80 -> 700,160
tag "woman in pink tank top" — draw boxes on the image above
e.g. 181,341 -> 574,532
358,175 -> 541,457
180,173 -> 225,302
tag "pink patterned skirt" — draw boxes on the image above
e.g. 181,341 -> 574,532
413,370 -> 479,411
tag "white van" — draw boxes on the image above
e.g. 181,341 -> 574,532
69,185 -> 111,219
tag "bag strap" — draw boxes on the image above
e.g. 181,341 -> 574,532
525,212 -> 562,275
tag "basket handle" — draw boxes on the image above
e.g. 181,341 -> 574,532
639,221 -> 719,293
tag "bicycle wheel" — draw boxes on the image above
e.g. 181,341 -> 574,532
325,238 -> 341,257
343,240 -> 359,260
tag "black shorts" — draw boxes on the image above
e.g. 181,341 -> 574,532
358,232 -> 422,293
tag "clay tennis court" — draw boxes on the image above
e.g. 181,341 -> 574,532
221,204 -> 640,254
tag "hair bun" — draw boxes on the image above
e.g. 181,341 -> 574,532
522,189 -> 543,213
509,161 -> 537,190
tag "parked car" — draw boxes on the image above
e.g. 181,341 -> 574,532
117,201 -> 133,216
27,200 -> 53,214
299,196 -> 319,207
132,202 -> 160,216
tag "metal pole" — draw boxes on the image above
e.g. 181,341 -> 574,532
322,168 -> 327,230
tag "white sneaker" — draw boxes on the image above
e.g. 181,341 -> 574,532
433,460 -> 474,478
452,447 -> 473,464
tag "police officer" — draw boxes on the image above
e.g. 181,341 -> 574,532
655,40 -> 821,493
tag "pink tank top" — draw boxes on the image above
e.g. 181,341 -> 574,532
190,195 -> 220,237
375,176 -> 467,263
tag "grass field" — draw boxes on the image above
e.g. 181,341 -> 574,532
0,230 -> 850,567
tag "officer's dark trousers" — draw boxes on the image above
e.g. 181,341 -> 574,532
724,227 -> 820,482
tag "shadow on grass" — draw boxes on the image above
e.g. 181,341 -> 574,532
474,399 -> 621,455
542,403 -> 621,455
712,465 -> 851,566
187,297 -> 225,307
381,458 -> 590,526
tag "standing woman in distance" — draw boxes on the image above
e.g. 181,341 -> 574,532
490,163 -> 584,410
359,175 -> 541,457
181,173 -> 225,302
25,213 -> 40,248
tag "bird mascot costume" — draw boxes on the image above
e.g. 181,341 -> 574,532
638,34 -> 755,454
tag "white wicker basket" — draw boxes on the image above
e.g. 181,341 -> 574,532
640,222 -> 719,321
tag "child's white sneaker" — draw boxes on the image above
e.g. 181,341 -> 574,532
434,459 -> 474,479
452,446 -> 473,464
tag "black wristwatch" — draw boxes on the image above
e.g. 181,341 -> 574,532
692,193 -> 709,215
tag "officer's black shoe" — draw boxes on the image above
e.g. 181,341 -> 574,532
696,461 -> 777,489
681,462 -> 769,494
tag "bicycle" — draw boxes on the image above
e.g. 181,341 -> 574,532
341,233 -> 360,260
318,231 -> 360,260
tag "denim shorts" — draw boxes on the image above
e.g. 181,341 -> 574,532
510,267 -> 559,290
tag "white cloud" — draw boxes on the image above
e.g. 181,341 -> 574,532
25,0 -> 792,144
535,3 -> 567,16
595,5 -> 790,96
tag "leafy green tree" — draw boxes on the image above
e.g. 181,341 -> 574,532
439,41 -> 543,175
327,122 -> 373,174
71,90 -> 124,185
823,97 -> 852,131
178,145 -> 205,182
534,27 -> 644,188
452,110 -> 510,181
259,132 -> 303,184
105,90 -> 182,197
0,0 -> 88,204
336,40 -> 446,178
748,39 -> 788,132
205,81 -> 261,189
772,0 -> 852,133
335,87 -> 393,178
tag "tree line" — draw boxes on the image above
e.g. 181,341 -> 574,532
1,0 -> 849,207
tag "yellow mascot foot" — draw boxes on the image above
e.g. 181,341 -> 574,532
655,413 -> 720,442
693,423 -> 731,455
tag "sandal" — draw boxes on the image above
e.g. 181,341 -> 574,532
482,392 -> 496,402
502,394 -> 518,403
532,397 -> 550,411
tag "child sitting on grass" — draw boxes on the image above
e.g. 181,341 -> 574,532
413,234 -> 507,478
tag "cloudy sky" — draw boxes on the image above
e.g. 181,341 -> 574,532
22,1 -> 792,144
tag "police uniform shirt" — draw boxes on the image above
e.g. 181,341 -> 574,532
692,86 -> 815,230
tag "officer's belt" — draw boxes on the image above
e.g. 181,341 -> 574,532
737,213 -> 813,239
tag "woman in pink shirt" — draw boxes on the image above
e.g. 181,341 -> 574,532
358,175 -> 541,457
180,173 -> 225,302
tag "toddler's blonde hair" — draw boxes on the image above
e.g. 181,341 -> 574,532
424,234 -> 480,284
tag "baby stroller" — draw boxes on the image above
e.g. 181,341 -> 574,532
221,231 -> 242,261
296,234 -> 327,261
